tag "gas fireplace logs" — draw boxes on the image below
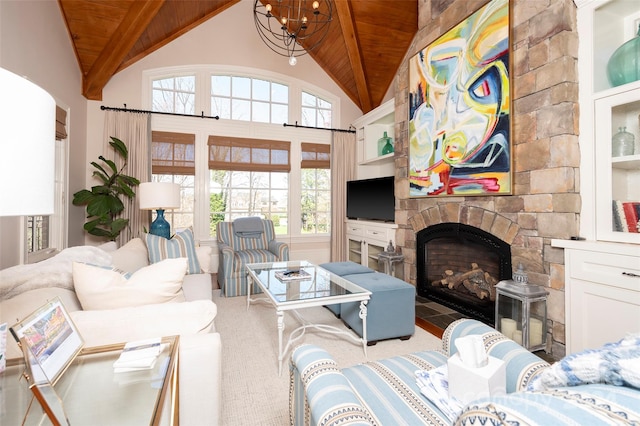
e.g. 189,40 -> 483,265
432,263 -> 498,301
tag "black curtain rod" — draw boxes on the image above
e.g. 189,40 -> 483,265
101,105 -> 220,120
283,121 -> 356,134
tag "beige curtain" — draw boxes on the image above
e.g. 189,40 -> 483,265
103,111 -> 151,246
330,131 -> 357,261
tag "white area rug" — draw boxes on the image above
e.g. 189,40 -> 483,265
213,290 -> 442,425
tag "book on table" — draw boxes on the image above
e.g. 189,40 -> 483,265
275,269 -> 312,282
113,337 -> 164,373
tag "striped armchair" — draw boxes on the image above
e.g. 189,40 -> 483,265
216,218 -> 289,297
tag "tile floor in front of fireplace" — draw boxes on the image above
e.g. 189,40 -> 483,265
415,295 -> 468,331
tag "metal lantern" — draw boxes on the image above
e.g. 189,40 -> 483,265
378,241 -> 404,279
495,265 -> 549,352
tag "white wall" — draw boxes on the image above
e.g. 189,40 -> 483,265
0,0 -> 86,268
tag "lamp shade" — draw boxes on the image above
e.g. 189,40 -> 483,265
0,67 -> 56,216
138,182 -> 181,210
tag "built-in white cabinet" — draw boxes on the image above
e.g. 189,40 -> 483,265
559,0 -> 640,355
576,0 -> 640,244
352,99 -> 395,179
552,240 -> 640,354
346,219 -> 397,272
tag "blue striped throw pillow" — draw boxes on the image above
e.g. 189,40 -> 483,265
145,227 -> 201,274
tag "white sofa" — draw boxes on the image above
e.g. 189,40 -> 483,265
0,239 -> 222,426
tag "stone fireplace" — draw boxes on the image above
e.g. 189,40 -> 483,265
383,0 -> 581,360
417,222 -> 512,325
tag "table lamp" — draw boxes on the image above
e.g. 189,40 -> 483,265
138,182 -> 180,239
0,67 -> 56,217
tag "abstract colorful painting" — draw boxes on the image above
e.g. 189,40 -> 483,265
408,0 -> 511,197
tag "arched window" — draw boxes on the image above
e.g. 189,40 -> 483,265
144,66 -> 337,240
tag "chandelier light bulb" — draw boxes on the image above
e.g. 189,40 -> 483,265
302,16 -> 308,24
289,55 -> 297,66
312,1 -> 319,9
281,16 -> 287,25
265,3 -> 272,12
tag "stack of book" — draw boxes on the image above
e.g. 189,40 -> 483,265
113,337 -> 163,373
613,201 -> 640,233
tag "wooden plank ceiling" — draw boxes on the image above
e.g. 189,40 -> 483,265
58,0 -> 417,113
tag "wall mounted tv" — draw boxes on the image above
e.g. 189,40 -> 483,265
346,176 -> 395,222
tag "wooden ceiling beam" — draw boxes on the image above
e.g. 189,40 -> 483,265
334,0 -> 372,113
83,0 -> 166,100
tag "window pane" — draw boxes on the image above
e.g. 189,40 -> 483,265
271,104 -> 288,125
212,97 -> 231,119
272,83 -> 288,103
301,107 -> 316,126
212,76 -> 231,96
317,109 -> 331,129
318,97 -> 331,109
175,92 -> 195,114
232,77 -> 251,98
253,79 -> 270,101
153,90 -> 174,112
176,76 -> 195,92
153,77 -> 174,89
302,92 -> 316,107
209,170 -> 289,237
152,76 -> 195,114
252,101 -> 270,123
232,99 -> 250,121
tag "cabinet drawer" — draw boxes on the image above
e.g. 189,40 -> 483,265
568,250 -> 640,292
364,226 -> 390,242
346,224 -> 364,236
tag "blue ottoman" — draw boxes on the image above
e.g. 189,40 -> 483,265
319,261 -> 376,317
320,261 -> 416,344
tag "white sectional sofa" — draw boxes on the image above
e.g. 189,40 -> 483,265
0,237 -> 222,425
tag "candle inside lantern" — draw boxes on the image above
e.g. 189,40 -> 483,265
512,330 -> 523,345
529,318 -> 543,347
500,318 -> 517,339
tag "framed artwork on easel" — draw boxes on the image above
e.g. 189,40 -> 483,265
10,298 -> 84,425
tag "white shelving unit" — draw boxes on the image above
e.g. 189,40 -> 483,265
352,99 -> 395,179
577,0 -> 640,244
553,0 -> 640,355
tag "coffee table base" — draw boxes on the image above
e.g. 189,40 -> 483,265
274,303 -> 368,376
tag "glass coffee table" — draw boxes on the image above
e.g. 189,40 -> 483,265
246,260 -> 372,375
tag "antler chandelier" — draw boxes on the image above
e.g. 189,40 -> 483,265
253,0 -> 333,66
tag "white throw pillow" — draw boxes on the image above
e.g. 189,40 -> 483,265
111,237 -> 150,273
72,258 -> 187,311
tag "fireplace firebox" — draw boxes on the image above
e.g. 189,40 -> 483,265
417,223 -> 512,325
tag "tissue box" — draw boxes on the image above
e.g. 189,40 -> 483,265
447,354 -> 506,405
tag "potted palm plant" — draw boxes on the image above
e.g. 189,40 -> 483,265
72,136 -> 140,241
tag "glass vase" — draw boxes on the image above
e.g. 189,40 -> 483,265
612,127 -> 635,157
378,131 -> 394,156
607,25 -> 640,87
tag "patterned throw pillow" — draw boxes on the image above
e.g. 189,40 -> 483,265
527,334 -> 640,391
145,227 -> 202,274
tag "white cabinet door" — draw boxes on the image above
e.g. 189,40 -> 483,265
594,89 -> 640,244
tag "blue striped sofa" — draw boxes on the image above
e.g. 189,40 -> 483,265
216,219 -> 289,297
289,319 -> 640,425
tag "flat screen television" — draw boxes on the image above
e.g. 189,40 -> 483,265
346,176 -> 395,222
